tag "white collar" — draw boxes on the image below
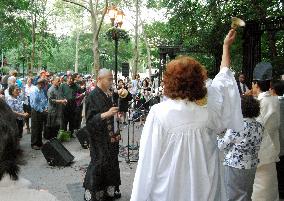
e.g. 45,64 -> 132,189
258,91 -> 271,100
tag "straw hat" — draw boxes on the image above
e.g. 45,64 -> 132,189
118,88 -> 128,98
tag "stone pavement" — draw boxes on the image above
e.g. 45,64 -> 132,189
19,122 -> 143,201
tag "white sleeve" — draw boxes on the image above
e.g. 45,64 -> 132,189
130,108 -> 163,201
207,67 -> 243,133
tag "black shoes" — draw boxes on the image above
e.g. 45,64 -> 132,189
114,190 -> 121,199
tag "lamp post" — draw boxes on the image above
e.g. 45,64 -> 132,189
100,50 -> 107,69
108,5 -> 125,86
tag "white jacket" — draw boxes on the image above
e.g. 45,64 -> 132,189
257,92 -> 280,166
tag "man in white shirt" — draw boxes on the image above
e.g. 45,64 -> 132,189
251,62 -> 281,201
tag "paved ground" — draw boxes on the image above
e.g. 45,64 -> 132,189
17,121 -> 284,201
20,122 -> 143,201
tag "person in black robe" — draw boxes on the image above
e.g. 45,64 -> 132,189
113,80 -> 132,125
83,69 -> 120,201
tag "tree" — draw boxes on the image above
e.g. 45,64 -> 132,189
0,0 -> 30,69
144,0 -> 284,74
61,0 -> 109,77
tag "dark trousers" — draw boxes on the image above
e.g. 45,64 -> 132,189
277,156 -> 284,198
16,119 -> 24,138
31,109 -> 46,147
23,98 -> 31,129
74,105 -> 83,130
61,105 -> 76,134
109,142 -> 121,187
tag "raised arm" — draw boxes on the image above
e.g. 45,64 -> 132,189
208,29 -> 243,132
220,29 -> 236,69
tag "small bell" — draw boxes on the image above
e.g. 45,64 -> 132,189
231,17 -> 245,30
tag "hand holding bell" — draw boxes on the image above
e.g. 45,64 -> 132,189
231,17 -> 245,30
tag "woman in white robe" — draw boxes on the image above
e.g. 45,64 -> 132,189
130,29 -> 243,201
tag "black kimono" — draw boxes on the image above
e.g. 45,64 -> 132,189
83,86 -> 121,194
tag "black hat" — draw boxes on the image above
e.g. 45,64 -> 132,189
253,62 -> 272,81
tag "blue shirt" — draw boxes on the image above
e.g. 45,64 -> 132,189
16,79 -> 23,89
30,87 -> 48,112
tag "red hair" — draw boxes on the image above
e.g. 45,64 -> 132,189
163,56 -> 207,101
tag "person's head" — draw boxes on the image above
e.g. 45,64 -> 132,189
270,80 -> 284,96
118,79 -> 124,88
67,74 -> 76,85
252,62 -> 272,95
241,95 -> 260,118
37,78 -> 46,89
163,56 -> 207,101
76,74 -> 82,81
7,76 -> 16,87
27,77 -> 33,86
60,76 -> 65,83
0,99 -> 21,181
135,74 -> 140,80
52,76 -> 61,87
8,84 -> 20,98
97,69 -> 113,91
252,80 -> 270,95
142,79 -> 149,87
39,70 -> 46,79
10,70 -> 18,77
239,73 -> 246,84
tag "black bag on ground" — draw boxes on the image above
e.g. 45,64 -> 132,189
75,126 -> 89,149
41,138 -> 74,166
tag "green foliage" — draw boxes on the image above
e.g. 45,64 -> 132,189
272,56 -> 284,79
1,0 -> 283,76
57,130 -> 71,142
0,0 -> 30,50
105,28 -> 130,42
0,67 -> 10,74
144,0 -> 284,74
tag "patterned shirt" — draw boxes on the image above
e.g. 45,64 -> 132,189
217,118 -> 264,169
6,96 -> 24,120
30,87 -> 48,112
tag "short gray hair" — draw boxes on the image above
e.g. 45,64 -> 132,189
97,68 -> 112,78
8,76 -> 16,87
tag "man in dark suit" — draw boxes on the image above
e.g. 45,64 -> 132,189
237,73 -> 249,95
83,69 -> 120,201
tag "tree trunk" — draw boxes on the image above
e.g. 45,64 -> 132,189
93,32 -> 100,76
62,0 -> 108,77
38,48 -> 42,69
133,0 -> 139,79
75,31 -> 80,73
31,14 -> 36,73
141,21 -> 151,78
90,12 -> 100,76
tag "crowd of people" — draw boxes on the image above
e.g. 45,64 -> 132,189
0,64 -> 165,200
0,68 -> 164,148
0,28 -> 284,201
